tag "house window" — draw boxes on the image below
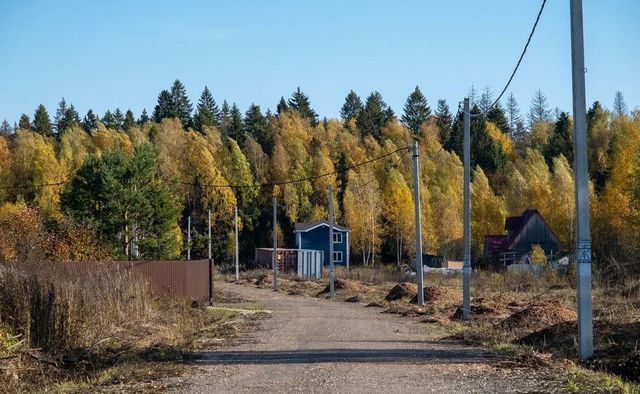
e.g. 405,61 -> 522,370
333,251 -> 343,263
332,232 -> 343,243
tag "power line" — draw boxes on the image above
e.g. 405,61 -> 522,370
470,0 -> 547,118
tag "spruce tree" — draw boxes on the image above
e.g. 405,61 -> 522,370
193,86 -> 220,132
102,110 -> 116,129
486,102 -> 509,133
33,104 -> 53,137
138,109 -> 150,125
59,104 -> 80,133
219,100 -> 231,135
544,112 -> 572,166
506,93 -> 524,138
244,104 -> 270,153
113,108 -> 125,131
401,85 -> 431,134
528,89 -> 552,127
18,114 -> 32,130
228,103 -> 244,144
124,109 -> 136,131
276,96 -> 289,115
288,87 -> 318,125
170,79 -> 192,126
478,86 -> 494,113
613,91 -> 628,117
0,119 -> 12,135
153,90 -> 173,122
54,97 -> 68,134
435,99 -> 452,146
340,90 -> 363,122
82,109 -> 98,132
357,91 -> 392,141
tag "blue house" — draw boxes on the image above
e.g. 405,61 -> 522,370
294,220 -> 350,268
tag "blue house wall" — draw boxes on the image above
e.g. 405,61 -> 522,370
296,225 -> 348,266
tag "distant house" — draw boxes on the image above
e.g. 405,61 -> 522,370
294,220 -> 350,267
484,208 -> 561,265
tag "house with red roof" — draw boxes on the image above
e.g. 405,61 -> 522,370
483,208 -> 562,265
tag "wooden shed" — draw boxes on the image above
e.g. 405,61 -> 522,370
483,208 -> 561,265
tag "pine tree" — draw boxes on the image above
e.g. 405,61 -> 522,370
138,109 -> 150,125
170,79 -> 192,126
244,104 -> 270,153
33,104 -> 53,137
528,89 -> 552,127
54,97 -> 69,134
276,96 -> 289,115
82,109 -> 98,132
124,109 -> 136,131
401,86 -> 431,134
102,110 -> 116,129
357,92 -> 393,141
18,114 -> 31,130
468,85 -> 478,106
113,108 -> 125,130
193,86 -> 220,132
228,103 -> 244,143
288,87 -> 318,126
153,90 -> 173,123
486,102 -> 509,133
544,111 -> 572,166
613,91 -> 628,117
0,120 -> 12,135
435,99 -> 452,145
219,100 -> 231,135
340,90 -> 363,122
478,86 -> 494,113
59,104 -> 80,134
506,93 -> 524,138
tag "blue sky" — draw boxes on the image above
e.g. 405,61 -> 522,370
1,0 -> 638,124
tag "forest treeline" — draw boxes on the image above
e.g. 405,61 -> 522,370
0,81 -> 638,277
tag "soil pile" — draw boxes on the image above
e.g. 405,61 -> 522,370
253,274 -> 273,287
499,301 -> 576,332
318,279 -> 365,295
385,282 -> 417,301
410,285 -> 455,304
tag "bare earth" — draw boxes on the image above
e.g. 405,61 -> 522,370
171,282 -> 567,393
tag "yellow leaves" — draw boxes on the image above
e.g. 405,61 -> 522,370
382,168 -> 414,262
471,166 -> 506,258
486,122 -> 515,159
0,136 -> 12,202
59,125 -> 92,177
529,244 -> 547,265
91,122 -> 134,157
548,155 -> 575,247
344,170 -> 382,266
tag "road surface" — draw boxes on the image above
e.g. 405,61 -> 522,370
172,282 -> 566,393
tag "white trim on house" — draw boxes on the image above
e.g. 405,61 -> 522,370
293,222 -> 351,233
333,251 -> 343,263
332,232 -> 343,243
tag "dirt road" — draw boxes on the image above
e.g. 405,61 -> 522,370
173,282 -> 567,393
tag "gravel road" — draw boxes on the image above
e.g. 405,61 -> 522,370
172,282 -> 567,393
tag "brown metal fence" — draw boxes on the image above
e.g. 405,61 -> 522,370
120,260 -> 213,302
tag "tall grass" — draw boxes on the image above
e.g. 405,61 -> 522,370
0,261 -> 151,353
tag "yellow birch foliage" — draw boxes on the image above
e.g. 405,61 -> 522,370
471,166 -> 506,258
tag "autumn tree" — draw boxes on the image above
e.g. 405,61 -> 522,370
382,169 -> 414,266
344,170 -> 382,266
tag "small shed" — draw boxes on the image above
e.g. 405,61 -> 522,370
294,220 -> 350,268
484,208 -> 561,265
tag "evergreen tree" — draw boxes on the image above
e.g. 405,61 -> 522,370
18,114 -> 31,130
59,104 -> 80,134
544,111 -> 572,166
528,89 -> 552,127
357,91 -> 393,141
124,109 -> 136,131
138,109 -> 150,125
0,119 -> 12,135
468,85 -> 478,106
401,86 -> 431,134
193,86 -> 220,132
276,96 -> 289,115
228,103 -> 244,143
478,86 -> 494,113
486,102 -> 509,133
153,90 -> 173,123
288,87 -> 318,126
54,97 -> 68,134
82,109 -> 98,132
170,79 -> 192,126
102,110 -> 116,129
244,104 -> 270,153
506,93 -> 524,137
219,100 -> 231,135
435,99 -> 452,145
613,91 -> 628,117
33,104 -> 53,137
340,90 -> 363,122
113,108 -> 125,130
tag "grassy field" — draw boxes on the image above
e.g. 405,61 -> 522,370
233,266 -> 640,393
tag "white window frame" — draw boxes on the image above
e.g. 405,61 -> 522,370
332,232 -> 343,244
333,251 -> 343,263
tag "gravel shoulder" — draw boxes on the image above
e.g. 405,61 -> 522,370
170,282 -> 567,393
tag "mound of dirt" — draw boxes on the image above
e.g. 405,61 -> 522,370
253,274 -> 273,287
452,304 -> 501,320
318,279 -> 365,295
345,295 -> 361,303
499,301 -> 576,332
385,282 -> 417,301
410,285 -> 455,304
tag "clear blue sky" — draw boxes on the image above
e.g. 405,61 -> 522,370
1,0 -> 638,124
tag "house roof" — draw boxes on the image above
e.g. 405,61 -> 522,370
294,220 -> 350,233
484,208 -> 560,252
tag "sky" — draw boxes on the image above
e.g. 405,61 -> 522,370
1,0 -> 639,124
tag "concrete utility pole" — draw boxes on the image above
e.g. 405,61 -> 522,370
235,205 -> 239,281
462,97 -> 471,320
570,0 -> 593,360
208,209 -> 212,305
328,186 -> 335,300
412,140 -> 424,306
187,215 -> 191,261
272,197 -> 279,290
